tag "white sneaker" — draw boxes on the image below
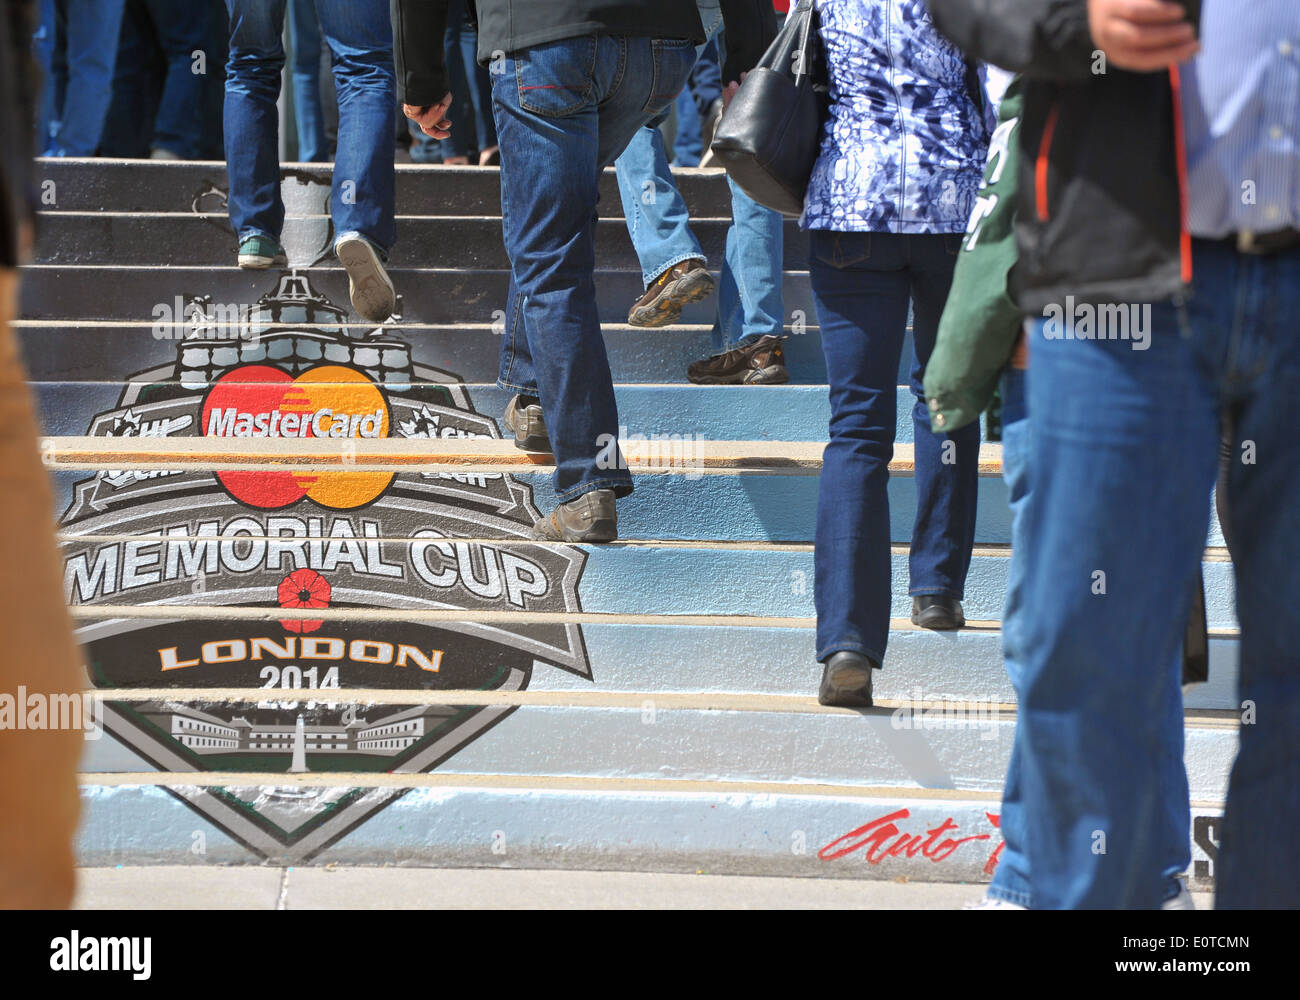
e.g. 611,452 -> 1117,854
1161,878 -> 1196,910
336,235 -> 396,322
964,895 -> 1027,910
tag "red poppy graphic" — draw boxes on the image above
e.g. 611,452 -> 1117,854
278,568 -> 331,634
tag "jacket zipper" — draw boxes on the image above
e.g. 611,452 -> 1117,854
1034,100 -> 1060,221
1168,65 -> 1194,286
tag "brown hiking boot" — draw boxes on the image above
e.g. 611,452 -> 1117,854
532,490 -> 618,543
628,258 -> 715,328
686,334 -> 789,385
504,394 -> 550,453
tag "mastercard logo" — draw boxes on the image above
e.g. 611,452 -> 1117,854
201,365 -> 395,510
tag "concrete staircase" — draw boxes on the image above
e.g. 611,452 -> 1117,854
24,160 -> 1237,886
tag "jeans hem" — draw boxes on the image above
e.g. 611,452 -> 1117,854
555,477 -> 634,503
238,226 -> 281,245
815,642 -> 884,668
908,586 -> 964,600
641,250 -> 707,289
497,376 -> 538,395
984,885 -> 1031,908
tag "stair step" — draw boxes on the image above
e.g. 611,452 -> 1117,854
72,776 -> 1224,881
32,214 -> 812,270
32,159 -> 737,218
13,320 -> 854,385
18,265 -> 819,327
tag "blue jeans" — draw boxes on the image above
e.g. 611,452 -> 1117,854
810,230 -> 979,665
493,35 -> 697,502
988,367 -> 1191,908
35,0 -> 126,156
224,0 -> 395,252
288,0 -> 329,162
613,4 -> 784,350
1011,239 -> 1300,909
439,0 -> 496,161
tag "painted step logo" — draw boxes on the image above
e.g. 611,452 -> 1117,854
201,364 -> 394,509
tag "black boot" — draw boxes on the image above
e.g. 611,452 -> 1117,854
817,651 -> 877,707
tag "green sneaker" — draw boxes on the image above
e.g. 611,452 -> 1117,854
237,235 -> 287,270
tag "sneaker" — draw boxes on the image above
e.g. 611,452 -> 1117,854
237,235 -> 287,270
686,334 -> 789,385
336,235 -> 397,322
817,651 -> 876,708
532,489 -> 618,543
911,595 -> 965,630
628,258 -> 715,328
504,394 -> 550,453
1161,878 -> 1196,910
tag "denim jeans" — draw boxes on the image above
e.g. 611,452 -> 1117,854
35,0 -> 126,156
613,3 -> 784,350
1011,238 -> 1300,909
224,0 -> 395,253
493,35 -> 697,502
988,366 -> 1191,908
810,230 -> 979,665
288,0 -> 329,162
440,0 -> 497,161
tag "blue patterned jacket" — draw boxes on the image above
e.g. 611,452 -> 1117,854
803,0 -> 992,233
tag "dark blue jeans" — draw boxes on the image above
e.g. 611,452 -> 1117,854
1010,239 -> 1300,909
989,367 -> 1191,908
224,0 -> 395,252
493,35 -> 697,502
810,230 -> 980,665
35,0 -> 126,156
288,0 -> 329,162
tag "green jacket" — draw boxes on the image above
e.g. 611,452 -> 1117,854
923,77 -> 1023,434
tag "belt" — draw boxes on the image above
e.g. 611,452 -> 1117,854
1233,227 -> 1300,255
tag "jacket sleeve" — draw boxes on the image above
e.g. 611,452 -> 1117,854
717,0 -> 778,85
928,0 -> 1096,81
391,0 -> 452,107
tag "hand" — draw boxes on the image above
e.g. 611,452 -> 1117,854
403,93 -> 454,140
721,72 -> 747,111
1087,0 -> 1200,72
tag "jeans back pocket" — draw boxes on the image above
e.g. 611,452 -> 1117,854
515,37 -> 599,117
643,38 -> 697,115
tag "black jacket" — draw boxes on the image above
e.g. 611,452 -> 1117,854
1,0 -> 36,268
928,0 -> 1191,310
393,0 -> 777,109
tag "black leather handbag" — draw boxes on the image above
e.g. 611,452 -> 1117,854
708,0 -> 830,218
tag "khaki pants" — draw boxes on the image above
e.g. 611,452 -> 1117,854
0,270 -> 84,908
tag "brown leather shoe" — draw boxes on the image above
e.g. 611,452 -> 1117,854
628,259 -> 715,328
686,334 -> 789,385
532,490 -> 618,543
504,394 -> 550,453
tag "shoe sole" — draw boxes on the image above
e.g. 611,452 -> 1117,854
911,610 -> 965,630
237,254 -> 286,270
629,269 -> 716,328
531,516 -> 617,543
687,364 -> 790,386
511,429 -> 552,453
337,238 -> 396,322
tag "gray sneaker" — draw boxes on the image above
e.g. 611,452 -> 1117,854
336,235 -> 396,322
504,394 -> 550,452
532,489 -> 618,543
